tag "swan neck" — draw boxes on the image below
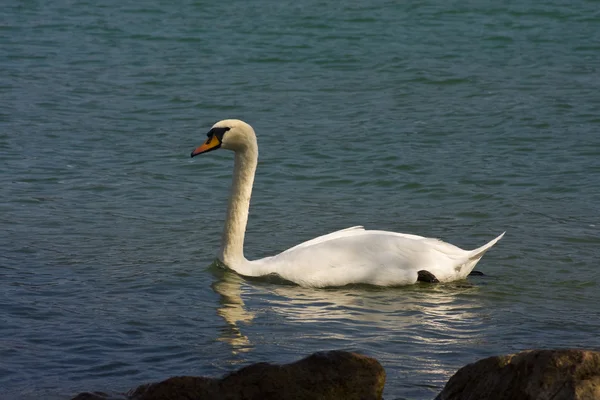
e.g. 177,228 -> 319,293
220,146 -> 257,270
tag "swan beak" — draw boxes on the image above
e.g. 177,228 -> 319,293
191,135 -> 221,157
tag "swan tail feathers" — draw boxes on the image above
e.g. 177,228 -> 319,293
468,232 -> 505,261
454,232 -> 504,277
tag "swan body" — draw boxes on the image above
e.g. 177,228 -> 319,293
191,119 -> 504,288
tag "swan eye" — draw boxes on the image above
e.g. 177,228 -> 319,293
207,127 -> 230,142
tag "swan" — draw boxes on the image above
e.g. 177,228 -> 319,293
191,119 -> 505,288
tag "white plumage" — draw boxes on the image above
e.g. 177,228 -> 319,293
191,119 -> 504,288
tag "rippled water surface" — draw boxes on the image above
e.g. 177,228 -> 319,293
2,1 -> 600,399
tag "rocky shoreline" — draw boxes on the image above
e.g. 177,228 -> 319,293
72,349 -> 599,400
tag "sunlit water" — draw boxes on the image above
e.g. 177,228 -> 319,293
1,1 -> 599,399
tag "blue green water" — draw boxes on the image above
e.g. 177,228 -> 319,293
1,1 -> 599,399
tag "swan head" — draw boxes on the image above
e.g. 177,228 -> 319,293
191,119 -> 257,157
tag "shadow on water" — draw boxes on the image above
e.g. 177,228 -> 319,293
208,260 -> 488,357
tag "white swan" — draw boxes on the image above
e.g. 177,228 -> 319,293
191,119 -> 504,288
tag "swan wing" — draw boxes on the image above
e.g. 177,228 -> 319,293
280,226 -> 432,255
280,225 -> 366,254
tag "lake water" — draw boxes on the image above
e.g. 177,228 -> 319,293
1,1 -> 599,399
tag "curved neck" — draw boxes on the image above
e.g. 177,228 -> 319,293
219,145 -> 258,272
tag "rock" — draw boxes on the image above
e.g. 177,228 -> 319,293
72,351 -> 385,400
435,349 -> 600,400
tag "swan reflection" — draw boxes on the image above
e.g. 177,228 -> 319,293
211,263 -> 488,356
211,267 -> 255,354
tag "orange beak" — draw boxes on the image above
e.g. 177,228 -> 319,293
191,135 -> 221,157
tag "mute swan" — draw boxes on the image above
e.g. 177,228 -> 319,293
191,119 -> 504,288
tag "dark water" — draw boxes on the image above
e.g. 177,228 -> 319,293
1,1 -> 599,399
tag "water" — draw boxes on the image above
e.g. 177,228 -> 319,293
1,0 -> 599,398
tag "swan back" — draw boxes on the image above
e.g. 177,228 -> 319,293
250,230 -> 505,287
